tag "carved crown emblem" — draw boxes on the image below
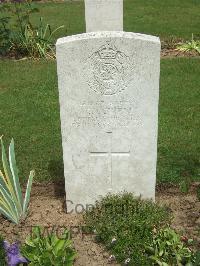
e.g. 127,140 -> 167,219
98,43 -> 118,59
85,42 -> 131,96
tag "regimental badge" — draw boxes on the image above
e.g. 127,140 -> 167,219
85,42 -> 130,96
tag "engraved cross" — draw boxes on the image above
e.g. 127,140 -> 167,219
89,132 -> 130,188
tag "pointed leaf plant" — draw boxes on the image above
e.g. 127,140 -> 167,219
0,136 -> 34,224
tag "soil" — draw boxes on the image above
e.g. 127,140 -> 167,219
1,47 -> 199,61
0,182 -> 200,265
161,48 -> 199,58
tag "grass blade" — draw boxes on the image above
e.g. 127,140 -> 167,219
48,25 -> 64,40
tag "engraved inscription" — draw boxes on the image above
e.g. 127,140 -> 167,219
72,101 -> 140,129
85,42 -> 131,95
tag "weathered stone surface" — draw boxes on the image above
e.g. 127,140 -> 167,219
85,0 -> 123,32
56,32 -> 160,211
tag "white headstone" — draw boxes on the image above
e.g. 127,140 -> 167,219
85,0 -> 123,32
56,32 -> 160,211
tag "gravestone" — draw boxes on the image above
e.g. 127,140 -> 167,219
56,32 -> 160,211
85,0 -> 123,32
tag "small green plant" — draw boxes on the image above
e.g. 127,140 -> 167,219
0,137 -> 34,224
176,34 -> 200,54
14,17 -> 64,59
179,176 -> 192,194
146,227 -> 193,265
0,235 -> 6,266
22,226 -> 76,266
84,192 -> 171,265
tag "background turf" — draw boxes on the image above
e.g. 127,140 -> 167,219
28,0 -> 200,42
0,58 -> 199,183
0,0 -> 199,183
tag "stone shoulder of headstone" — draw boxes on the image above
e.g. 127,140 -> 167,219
56,31 -> 160,46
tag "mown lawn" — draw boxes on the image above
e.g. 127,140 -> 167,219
0,58 -> 199,183
29,0 -> 200,41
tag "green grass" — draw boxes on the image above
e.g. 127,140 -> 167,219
0,58 -> 200,182
31,1 -> 86,40
158,58 -> 200,183
6,0 -> 199,42
84,193 -> 171,265
124,0 -> 200,41
0,60 -> 62,182
0,58 -> 199,183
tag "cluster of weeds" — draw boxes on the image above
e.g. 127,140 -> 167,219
176,34 -> 200,55
84,192 -> 171,265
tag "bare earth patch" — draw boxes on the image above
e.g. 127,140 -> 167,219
161,49 -> 199,58
0,47 -> 199,61
0,182 -> 199,265
156,183 -> 200,246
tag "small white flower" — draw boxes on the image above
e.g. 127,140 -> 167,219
108,255 -> 116,262
111,237 -> 117,244
125,258 -> 131,264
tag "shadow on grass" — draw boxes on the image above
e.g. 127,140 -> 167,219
47,159 -> 65,197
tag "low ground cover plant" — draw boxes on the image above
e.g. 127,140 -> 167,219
21,226 -> 76,265
146,227 -> 193,265
0,228 -> 76,265
0,137 -> 34,224
176,35 -> 200,55
84,193 -> 171,265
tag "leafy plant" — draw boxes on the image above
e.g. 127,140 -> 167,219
146,227 -> 193,265
13,17 -> 64,59
0,0 -> 39,55
84,192 -> 171,265
22,226 -> 76,266
0,136 -> 34,224
10,0 -> 39,34
0,1 -> 64,58
176,34 -> 200,54
0,235 -> 6,266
